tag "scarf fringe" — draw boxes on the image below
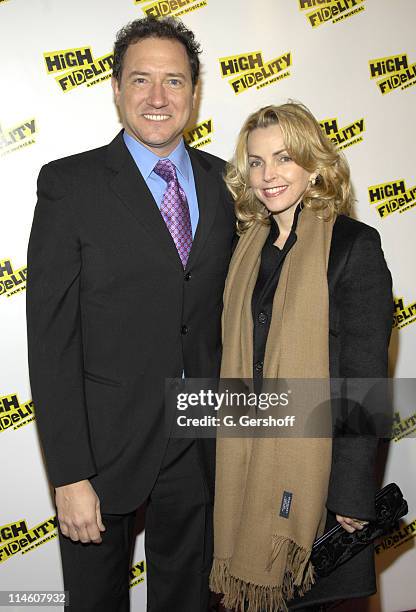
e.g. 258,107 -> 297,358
269,535 -> 315,587
210,540 -> 315,612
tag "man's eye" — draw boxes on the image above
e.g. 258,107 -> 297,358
168,79 -> 182,87
134,77 -> 147,84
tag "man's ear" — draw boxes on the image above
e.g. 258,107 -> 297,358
191,84 -> 198,109
111,76 -> 120,103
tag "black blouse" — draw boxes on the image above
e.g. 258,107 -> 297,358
251,206 -> 301,393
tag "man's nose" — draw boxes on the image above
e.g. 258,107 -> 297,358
147,82 -> 168,108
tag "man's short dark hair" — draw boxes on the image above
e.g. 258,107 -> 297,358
113,16 -> 202,88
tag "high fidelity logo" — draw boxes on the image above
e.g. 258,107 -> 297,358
0,517 -> 57,563
130,560 -> 146,588
134,0 -> 207,18
369,53 -> 416,95
44,46 -> 113,92
319,116 -> 365,150
299,0 -> 366,28
393,297 -> 416,331
184,119 -> 213,149
375,518 -> 416,555
391,411 -> 416,443
368,178 -> 416,219
0,393 -> 35,433
219,50 -> 292,95
0,259 -> 27,298
0,119 -> 36,157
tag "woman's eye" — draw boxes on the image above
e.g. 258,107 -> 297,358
249,160 -> 261,168
278,155 -> 292,163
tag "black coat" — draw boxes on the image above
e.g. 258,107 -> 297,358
26,131 -> 235,513
289,214 -> 393,607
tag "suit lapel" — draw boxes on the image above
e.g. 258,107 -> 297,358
186,145 -> 219,270
105,133 -> 220,272
328,215 -> 353,295
106,132 -> 183,272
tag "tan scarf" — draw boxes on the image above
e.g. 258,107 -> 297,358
210,208 -> 335,612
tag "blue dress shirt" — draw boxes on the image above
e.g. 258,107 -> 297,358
123,131 -> 199,237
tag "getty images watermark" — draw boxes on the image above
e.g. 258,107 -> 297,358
165,378 -> 405,439
176,388 -> 296,429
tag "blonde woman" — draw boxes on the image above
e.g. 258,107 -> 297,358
210,102 -> 392,611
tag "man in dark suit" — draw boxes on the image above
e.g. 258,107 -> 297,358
27,16 -> 235,612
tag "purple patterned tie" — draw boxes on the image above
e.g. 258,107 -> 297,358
153,159 -> 192,268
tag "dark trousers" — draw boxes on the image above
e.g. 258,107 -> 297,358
58,439 -> 213,612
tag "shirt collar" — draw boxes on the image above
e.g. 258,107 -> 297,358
269,202 -> 303,243
123,131 -> 189,181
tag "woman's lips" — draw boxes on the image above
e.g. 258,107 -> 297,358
262,185 -> 288,198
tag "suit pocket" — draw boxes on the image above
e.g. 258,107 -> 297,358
83,370 -> 122,387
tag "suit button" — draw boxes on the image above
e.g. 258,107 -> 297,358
181,325 -> 188,335
184,272 -> 192,281
254,361 -> 263,372
258,312 -> 268,324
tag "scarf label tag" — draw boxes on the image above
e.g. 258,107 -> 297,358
279,491 -> 293,519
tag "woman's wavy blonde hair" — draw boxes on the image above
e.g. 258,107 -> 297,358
225,101 -> 353,234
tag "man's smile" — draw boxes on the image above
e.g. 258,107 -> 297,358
143,114 -> 171,121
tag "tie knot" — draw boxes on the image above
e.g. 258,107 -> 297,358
153,159 -> 177,183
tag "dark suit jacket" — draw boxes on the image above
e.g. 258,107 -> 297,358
26,131 -> 235,513
290,214 -> 393,607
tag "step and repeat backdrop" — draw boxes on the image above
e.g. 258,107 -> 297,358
1,0 -> 415,610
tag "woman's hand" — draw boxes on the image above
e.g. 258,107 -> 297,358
336,514 -> 369,533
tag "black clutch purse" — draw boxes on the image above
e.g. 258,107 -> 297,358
311,483 -> 408,578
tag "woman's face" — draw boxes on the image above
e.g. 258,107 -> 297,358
247,124 -> 314,218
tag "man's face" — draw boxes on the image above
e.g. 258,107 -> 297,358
112,37 -> 196,157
